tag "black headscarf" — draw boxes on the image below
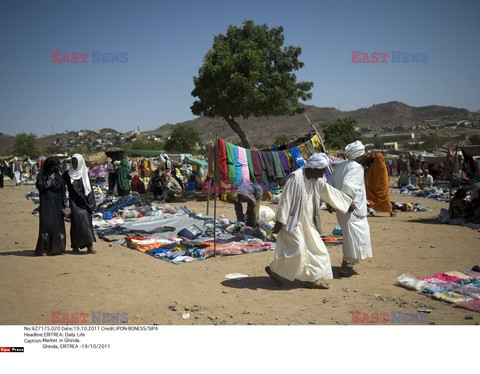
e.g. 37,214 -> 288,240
43,157 -> 60,176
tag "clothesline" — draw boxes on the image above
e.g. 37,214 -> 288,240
214,134 -> 323,185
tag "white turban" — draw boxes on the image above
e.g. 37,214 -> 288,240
306,153 -> 329,169
345,140 -> 365,160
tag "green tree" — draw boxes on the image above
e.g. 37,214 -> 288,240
373,134 -> 383,149
469,134 -> 480,145
191,20 -> 313,148
273,134 -> 289,146
14,133 -> 40,158
164,124 -> 202,153
127,140 -> 164,150
323,117 -> 361,150
421,133 -> 447,150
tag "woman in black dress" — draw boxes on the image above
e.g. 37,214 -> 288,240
63,154 -> 97,254
34,157 -> 67,256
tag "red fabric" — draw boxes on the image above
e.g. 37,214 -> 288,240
218,138 -> 228,183
455,299 -> 480,313
419,273 -> 462,283
131,175 -> 145,194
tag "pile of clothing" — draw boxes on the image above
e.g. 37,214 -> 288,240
396,267 -> 480,313
393,186 -> 450,202
391,201 -> 432,213
95,205 -> 276,264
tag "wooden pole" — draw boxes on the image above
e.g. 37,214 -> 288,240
213,137 -> 220,257
304,113 -> 327,153
449,143 -> 459,216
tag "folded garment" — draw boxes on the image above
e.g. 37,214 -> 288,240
419,273 -> 462,283
455,284 -> 480,299
431,291 -> 471,304
444,271 -> 472,280
396,273 -> 429,291
455,299 -> 480,313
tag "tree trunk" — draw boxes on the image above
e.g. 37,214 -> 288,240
224,116 -> 251,148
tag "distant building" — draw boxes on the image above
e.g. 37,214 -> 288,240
383,142 -> 398,150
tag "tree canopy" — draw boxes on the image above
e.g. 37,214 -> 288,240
14,133 -> 40,158
469,134 -> 480,145
164,124 -> 202,153
191,20 -> 313,148
323,117 -> 361,150
273,134 -> 289,146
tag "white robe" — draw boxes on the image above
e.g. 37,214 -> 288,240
270,169 -> 352,282
328,160 -> 372,263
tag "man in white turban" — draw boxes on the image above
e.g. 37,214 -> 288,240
327,141 -> 372,277
266,153 -> 354,289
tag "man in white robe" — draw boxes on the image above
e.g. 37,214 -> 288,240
328,140 -> 372,277
266,153 -> 353,289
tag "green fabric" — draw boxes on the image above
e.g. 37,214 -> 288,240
225,141 -> 236,183
272,151 -> 285,179
306,140 -> 316,156
246,149 -> 256,183
117,159 -> 131,190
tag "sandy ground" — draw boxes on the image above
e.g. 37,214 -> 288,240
0,178 -> 479,326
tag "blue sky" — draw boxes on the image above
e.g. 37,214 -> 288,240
0,0 -> 479,136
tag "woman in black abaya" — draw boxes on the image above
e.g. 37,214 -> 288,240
34,157 -> 67,256
63,154 -> 97,254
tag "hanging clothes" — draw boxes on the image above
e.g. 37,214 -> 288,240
217,139 -> 229,183
278,151 -> 291,176
233,145 -> 242,184
311,134 -> 322,152
272,151 -> 285,179
257,152 -> 269,183
250,150 -> 263,183
299,143 -> 311,160
262,152 -> 275,178
246,149 -> 256,183
225,141 -> 236,183
284,150 -> 296,171
237,146 -> 250,184
306,139 -> 316,156
289,147 -> 305,168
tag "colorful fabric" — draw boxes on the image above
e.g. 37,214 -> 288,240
289,147 -> 305,168
257,152 -> 269,183
278,151 -> 291,176
225,141 -> 236,183
419,273 -> 462,283
251,150 -> 263,183
272,152 -> 285,179
298,143 -> 311,160
456,299 -> 480,313
234,145 -> 242,184
284,150 -> 296,171
217,138 -> 229,183
262,152 -> 275,177
237,146 -> 250,184
246,149 -> 256,183
365,153 -> 392,213
306,139 -> 316,156
311,134 -> 322,152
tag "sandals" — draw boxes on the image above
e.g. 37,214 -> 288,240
265,266 -> 284,284
305,281 -> 329,289
339,267 -> 359,278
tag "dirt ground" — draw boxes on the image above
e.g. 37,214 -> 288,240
1,178 -> 479,325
